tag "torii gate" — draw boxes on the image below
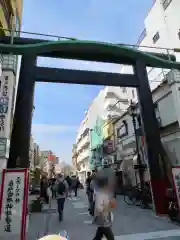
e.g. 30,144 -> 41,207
0,35 -> 180,215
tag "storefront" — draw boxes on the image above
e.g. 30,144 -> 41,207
89,117 -> 104,169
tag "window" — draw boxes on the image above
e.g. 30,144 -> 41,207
153,32 -> 160,44
117,120 -> 128,138
154,103 -> 161,127
122,87 -> 127,93
132,89 -> 135,98
162,0 -> 172,10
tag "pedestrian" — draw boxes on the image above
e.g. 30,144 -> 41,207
66,175 -> 72,199
40,177 -> 49,204
86,172 -> 92,208
47,181 -> 52,209
51,178 -> 57,199
93,176 -> 116,240
89,171 -> 97,217
71,175 -> 79,198
55,174 -> 68,222
74,176 -> 80,197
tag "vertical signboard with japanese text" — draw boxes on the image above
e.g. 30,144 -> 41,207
0,169 -> 28,240
172,167 -> 180,210
0,72 -> 14,139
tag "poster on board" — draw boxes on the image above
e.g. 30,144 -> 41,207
172,167 -> 180,210
0,169 -> 29,240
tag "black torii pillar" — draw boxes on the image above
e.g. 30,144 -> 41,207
135,60 -> 168,215
7,55 -> 36,169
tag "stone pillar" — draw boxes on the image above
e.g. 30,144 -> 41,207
135,60 -> 168,215
7,55 -> 36,169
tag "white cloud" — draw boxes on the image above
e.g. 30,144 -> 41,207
32,123 -> 77,134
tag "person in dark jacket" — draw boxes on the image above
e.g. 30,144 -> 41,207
40,177 -> 49,203
71,175 -> 80,197
86,172 -> 92,196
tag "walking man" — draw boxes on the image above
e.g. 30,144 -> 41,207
55,174 -> 68,222
93,176 -> 116,240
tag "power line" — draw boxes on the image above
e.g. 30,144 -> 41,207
0,27 -> 177,51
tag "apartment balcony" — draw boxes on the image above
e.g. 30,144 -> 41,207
147,67 -> 169,90
104,99 -> 128,111
103,110 -> 121,121
76,134 -> 90,153
104,88 -> 129,101
1,54 -> 18,75
77,149 -> 89,164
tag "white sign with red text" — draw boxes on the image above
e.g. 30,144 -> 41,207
0,169 -> 28,240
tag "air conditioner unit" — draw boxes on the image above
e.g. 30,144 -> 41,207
166,70 -> 180,85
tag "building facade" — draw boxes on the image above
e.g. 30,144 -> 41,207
29,135 -> 35,171
40,150 -> 49,175
74,86 -> 132,174
114,72 -> 180,188
0,0 -> 23,169
75,113 -> 90,183
72,144 -> 78,170
114,0 -> 180,188
121,0 -> 180,105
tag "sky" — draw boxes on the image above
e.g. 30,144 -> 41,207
22,0 -> 152,164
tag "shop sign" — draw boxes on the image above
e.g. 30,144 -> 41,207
103,140 -> 114,154
0,169 -> 29,240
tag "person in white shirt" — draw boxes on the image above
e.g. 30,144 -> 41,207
93,176 -> 116,240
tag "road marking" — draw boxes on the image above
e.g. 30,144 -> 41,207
115,229 -> 180,240
84,220 -> 93,224
72,202 -> 88,209
78,211 -> 89,215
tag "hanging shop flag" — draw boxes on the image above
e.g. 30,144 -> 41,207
0,169 -> 29,240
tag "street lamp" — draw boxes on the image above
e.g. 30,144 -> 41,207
128,101 -> 144,189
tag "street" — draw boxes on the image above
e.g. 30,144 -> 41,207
28,191 -> 180,240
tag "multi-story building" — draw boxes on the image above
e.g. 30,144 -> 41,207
113,0 -> 180,191
29,135 -> 35,170
121,0 -> 180,110
40,150 -> 56,178
54,163 -> 62,174
40,150 -> 49,175
0,0 -> 22,37
33,142 -> 41,167
0,0 -> 23,169
72,144 -> 78,169
113,72 -> 180,188
74,86 -> 132,174
75,112 -> 90,183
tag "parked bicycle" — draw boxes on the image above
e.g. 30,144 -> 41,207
124,182 -> 152,209
167,188 -> 180,222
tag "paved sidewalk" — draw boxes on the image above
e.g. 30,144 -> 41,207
27,191 -> 180,240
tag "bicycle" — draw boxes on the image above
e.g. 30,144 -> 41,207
124,182 -> 152,208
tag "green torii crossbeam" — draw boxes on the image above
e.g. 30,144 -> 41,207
0,39 -> 180,69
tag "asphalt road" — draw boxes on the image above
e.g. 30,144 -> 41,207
27,191 -> 180,240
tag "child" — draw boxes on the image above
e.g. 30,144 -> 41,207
93,177 -> 116,240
